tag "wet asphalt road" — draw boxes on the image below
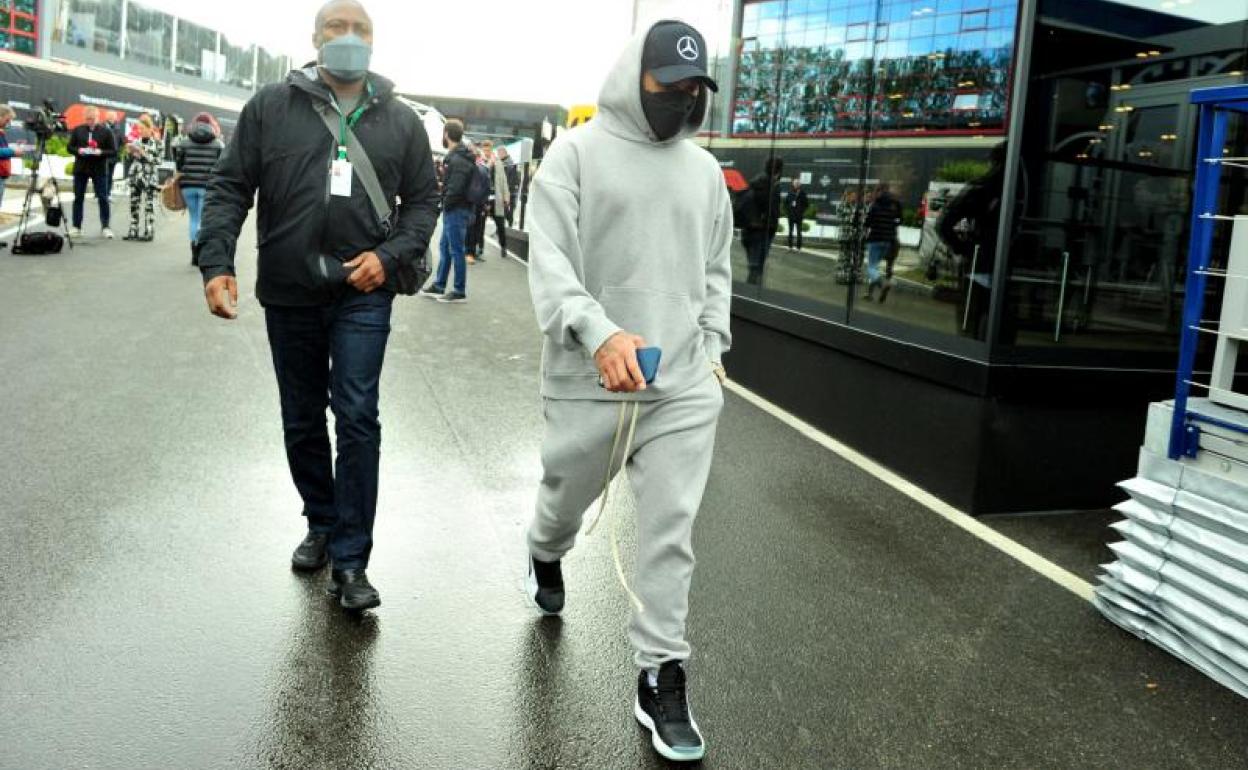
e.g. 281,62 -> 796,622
3,207 -> 1248,769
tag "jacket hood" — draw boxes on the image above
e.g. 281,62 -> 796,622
290,64 -> 397,105
188,123 -> 217,144
597,20 -> 708,145
447,143 -> 475,163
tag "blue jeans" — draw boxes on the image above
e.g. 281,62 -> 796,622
265,289 -> 395,570
183,187 -> 205,243
72,171 -> 110,228
866,240 -> 890,284
435,205 -> 471,295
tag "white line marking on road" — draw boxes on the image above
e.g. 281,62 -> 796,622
509,233 -> 1097,603
723,379 -> 1097,602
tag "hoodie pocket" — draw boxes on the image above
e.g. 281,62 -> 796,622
597,286 -> 701,373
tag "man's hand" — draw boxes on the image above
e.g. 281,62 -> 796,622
10,145 -> 22,157
204,275 -> 239,320
345,251 -> 386,293
595,332 -> 647,393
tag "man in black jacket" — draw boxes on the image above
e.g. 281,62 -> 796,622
741,156 -> 783,285
104,111 -> 125,198
420,118 -> 475,303
785,177 -> 809,251
67,106 -> 118,238
197,0 -> 440,611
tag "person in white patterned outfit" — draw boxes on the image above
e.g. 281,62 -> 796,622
124,115 -> 161,242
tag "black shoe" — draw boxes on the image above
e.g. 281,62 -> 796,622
291,531 -> 330,571
437,291 -> 468,304
328,569 -> 381,611
526,555 -> 564,615
635,662 -> 705,762
419,285 -> 445,299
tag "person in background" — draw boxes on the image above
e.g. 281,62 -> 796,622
489,140 -> 511,257
863,181 -> 902,301
0,105 -> 24,249
741,156 -> 783,284
67,105 -> 117,239
420,118 -> 474,303
497,144 -> 519,227
785,176 -> 809,251
123,114 -> 161,242
465,141 -> 489,264
174,112 -> 224,264
104,111 -> 125,198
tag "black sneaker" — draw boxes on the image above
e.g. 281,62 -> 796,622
437,291 -> 468,304
526,555 -> 564,615
418,285 -> 445,299
327,568 -> 381,611
291,531 -> 330,571
635,662 -> 705,762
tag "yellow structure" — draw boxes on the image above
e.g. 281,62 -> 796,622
567,104 -> 597,128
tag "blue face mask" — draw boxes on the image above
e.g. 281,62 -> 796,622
320,34 -> 372,82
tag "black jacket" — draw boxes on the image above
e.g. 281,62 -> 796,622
785,187 -> 809,220
744,174 -> 782,232
865,192 -> 902,243
174,124 -> 224,189
67,123 -> 117,177
441,144 -> 476,210
197,67 -> 440,306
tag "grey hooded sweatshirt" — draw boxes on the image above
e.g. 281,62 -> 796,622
527,21 -> 733,402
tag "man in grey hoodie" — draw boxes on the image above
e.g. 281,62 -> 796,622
523,20 -> 731,763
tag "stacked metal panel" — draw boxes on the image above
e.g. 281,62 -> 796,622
1096,400 -> 1248,698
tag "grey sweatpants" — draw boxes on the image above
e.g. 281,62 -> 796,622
527,375 -> 724,670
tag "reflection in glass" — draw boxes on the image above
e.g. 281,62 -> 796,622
1005,0 -> 1248,350
221,35 -> 256,90
175,19 -> 217,78
125,2 -> 172,70
54,0 -> 123,56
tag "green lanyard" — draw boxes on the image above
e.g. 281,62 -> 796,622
335,80 -> 374,159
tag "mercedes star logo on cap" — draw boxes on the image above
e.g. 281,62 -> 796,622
677,35 -> 700,62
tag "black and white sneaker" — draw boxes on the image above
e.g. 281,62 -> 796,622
437,291 -> 468,304
635,661 -> 705,762
418,285 -> 445,300
525,555 -> 564,615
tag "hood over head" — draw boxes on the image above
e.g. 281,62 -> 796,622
597,20 -> 711,145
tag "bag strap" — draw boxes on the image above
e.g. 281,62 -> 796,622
313,100 -> 392,234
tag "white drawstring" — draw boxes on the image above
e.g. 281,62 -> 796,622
584,400 -> 644,613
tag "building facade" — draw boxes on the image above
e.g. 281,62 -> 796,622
694,0 -> 1248,513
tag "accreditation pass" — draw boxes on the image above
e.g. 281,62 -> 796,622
330,149 -> 353,197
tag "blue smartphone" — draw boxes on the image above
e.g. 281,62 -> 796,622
636,347 -> 662,385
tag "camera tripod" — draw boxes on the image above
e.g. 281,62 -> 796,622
13,134 -> 73,252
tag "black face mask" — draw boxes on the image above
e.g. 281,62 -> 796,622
641,89 -> 696,141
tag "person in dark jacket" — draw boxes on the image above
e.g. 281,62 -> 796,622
67,105 -> 118,239
175,111 -> 224,262
196,0 -> 440,611
938,143 -> 1007,337
420,118 -> 475,302
741,156 -> 783,284
497,144 -> 519,226
863,182 -> 901,301
785,177 -> 809,251
104,111 -> 125,197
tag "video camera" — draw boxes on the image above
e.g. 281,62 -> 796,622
27,98 -> 67,141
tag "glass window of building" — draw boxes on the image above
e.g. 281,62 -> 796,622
54,0 -> 122,56
124,2 -> 172,70
175,19 -> 217,79
1003,0 -> 1248,354
220,36 -> 255,90
711,0 -> 1019,351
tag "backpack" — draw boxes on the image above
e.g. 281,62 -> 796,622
12,231 -> 64,254
466,163 -> 492,207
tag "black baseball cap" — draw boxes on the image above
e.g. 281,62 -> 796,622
642,21 -> 719,92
